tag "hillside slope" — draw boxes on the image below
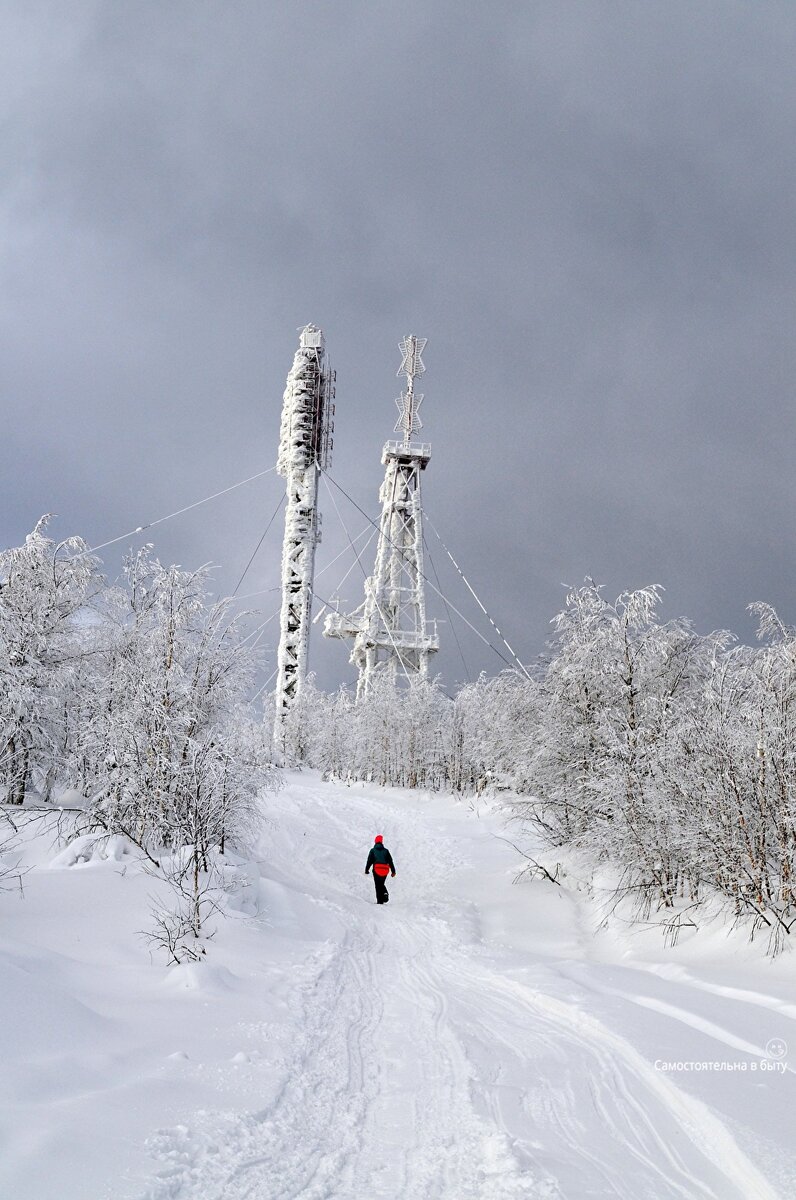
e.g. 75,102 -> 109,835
2,775 -> 795,1199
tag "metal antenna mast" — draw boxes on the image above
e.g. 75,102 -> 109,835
274,325 -> 334,740
324,334 -> 438,696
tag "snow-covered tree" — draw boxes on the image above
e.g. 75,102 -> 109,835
518,584 -> 709,910
674,607 -> 796,948
71,546 -> 275,858
0,516 -> 103,805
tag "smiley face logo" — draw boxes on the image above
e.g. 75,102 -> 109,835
765,1037 -> 787,1060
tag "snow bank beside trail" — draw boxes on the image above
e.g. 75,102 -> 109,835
48,831 -> 139,868
2,777 -> 796,1200
0,802 -> 308,1200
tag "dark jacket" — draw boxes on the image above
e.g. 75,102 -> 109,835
366,844 -> 395,875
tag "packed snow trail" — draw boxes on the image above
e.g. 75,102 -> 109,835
139,776 -> 790,1200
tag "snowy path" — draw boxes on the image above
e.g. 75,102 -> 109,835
140,777 -> 793,1200
3,775 -> 795,1199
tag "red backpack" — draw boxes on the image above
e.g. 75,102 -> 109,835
372,842 -> 392,876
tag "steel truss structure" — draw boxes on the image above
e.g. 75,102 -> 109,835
324,335 -> 438,697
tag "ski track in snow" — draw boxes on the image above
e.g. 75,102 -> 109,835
141,780 -> 786,1200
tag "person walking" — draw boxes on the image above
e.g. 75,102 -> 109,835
365,835 -> 395,904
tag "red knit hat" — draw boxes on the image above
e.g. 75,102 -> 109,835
374,835 -> 383,843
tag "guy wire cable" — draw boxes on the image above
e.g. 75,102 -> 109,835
65,464 -> 280,559
423,511 -> 531,680
423,532 -> 471,683
231,493 -> 286,598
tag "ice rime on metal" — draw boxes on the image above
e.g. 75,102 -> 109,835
274,325 -> 334,738
394,335 -> 426,444
324,334 -> 438,697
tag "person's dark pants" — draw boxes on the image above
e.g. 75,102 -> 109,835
373,872 -> 390,904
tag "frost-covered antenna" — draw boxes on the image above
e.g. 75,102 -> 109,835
324,334 -> 438,696
274,324 -> 335,744
394,335 -> 426,447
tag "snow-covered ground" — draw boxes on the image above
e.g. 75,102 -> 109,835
2,774 -> 795,1200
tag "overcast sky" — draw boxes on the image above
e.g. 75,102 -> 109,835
3,1 -> 796,691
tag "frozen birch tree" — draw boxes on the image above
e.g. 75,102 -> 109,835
0,516 -> 103,806
65,547 -> 279,959
673,607 -> 796,949
73,547 -> 275,849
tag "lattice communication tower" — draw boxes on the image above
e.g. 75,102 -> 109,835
324,335 -> 438,696
274,325 -> 334,739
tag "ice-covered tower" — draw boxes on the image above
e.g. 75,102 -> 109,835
274,325 -> 334,738
324,335 -> 438,697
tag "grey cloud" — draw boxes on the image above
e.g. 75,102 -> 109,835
3,0 -> 796,689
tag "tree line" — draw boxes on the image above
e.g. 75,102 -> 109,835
3,520 -> 795,953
